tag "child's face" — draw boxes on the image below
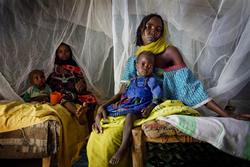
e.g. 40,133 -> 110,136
75,79 -> 87,94
136,55 -> 154,77
32,73 -> 45,89
141,16 -> 163,45
57,44 -> 71,61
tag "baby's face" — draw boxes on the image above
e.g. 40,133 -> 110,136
57,44 -> 71,61
32,73 -> 45,89
136,55 -> 154,77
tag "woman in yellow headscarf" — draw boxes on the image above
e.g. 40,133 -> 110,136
121,14 -> 229,117
88,13 -> 230,167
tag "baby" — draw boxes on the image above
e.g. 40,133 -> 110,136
22,69 -> 52,103
94,51 -> 162,165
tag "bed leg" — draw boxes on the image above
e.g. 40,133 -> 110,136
132,127 -> 146,167
42,156 -> 51,167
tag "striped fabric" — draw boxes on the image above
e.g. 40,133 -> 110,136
163,67 -> 210,108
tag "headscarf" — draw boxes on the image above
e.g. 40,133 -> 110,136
135,26 -> 168,56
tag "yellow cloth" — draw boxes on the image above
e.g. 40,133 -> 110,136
135,26 -> 169,56
0,101 -> 88,167
87,125 -> 131,167
100,100 -> 199,128
87,100 -> 199,167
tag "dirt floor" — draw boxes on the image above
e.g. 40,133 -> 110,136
0,159 -> 41,167
2,142 -> 250,167
146,142 -> 250,167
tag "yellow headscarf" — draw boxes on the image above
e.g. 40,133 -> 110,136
135,25 -> 169,56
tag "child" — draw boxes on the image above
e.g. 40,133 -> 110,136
22,69 -> 51,103
94,51 -> 162,165
47,42 -> 96,125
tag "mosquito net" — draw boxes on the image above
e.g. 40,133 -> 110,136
1,0 -> 250,113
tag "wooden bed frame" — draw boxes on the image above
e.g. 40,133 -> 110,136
0,120 -> 59,167
131,126 -> 201,167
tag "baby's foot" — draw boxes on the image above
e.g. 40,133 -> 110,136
76,103 -> 88,125
109,148 -> 126,165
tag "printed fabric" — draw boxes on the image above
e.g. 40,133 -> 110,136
106,76 -> 162,117
47,64 -> 83,103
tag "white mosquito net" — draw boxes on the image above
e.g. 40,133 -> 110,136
1,0 -> 250,113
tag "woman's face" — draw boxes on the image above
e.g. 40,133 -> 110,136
141,16 -> 163,45
57,44 -> 71,61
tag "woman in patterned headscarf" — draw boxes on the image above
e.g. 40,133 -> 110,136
47,43 -> 97,126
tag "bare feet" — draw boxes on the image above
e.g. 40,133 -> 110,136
76,102 -> 88,125
109,148 -> 126,165
233,114 -> 250,121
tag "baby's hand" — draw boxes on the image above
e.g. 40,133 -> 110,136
141,107 -> 151,118
141,104 -> 156,118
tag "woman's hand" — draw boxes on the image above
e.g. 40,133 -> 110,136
75,79 -> 87,94
230,113 -> 250,121
92,105 -> 107,133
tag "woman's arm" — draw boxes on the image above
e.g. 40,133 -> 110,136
93,83 -> 127,133
98,83 -> 125,109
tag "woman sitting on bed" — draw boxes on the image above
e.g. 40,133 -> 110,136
87,13 -> 241,166
47,42 -> 97,126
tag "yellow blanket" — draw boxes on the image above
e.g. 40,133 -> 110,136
87,100 -> 199,167
0,101 -> 88,167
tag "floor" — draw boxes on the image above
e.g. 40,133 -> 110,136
72,143 -> 250,167
0,159 -> 41,167
2,143 -> 250,167
146,142 -> 250,167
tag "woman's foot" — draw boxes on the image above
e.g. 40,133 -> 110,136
76,103 -> 88,125
109,147 -> 126,165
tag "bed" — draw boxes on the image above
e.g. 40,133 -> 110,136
0,101 -> 89,167
131,120 -> 201,167
132,115 -> 250,167
0,120 -> 59,166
